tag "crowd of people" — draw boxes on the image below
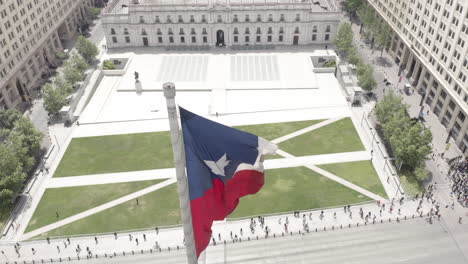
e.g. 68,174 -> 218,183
448,157 -> 468,207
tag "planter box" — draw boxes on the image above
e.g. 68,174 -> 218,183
102,58 -> 130,76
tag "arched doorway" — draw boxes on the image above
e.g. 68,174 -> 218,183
216,30 -> 225,47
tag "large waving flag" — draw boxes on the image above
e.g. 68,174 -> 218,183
180,107 -> 277,257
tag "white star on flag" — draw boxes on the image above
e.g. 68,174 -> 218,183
204,153 -> 230,176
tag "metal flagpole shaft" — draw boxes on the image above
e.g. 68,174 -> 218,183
163,82 -> 198,264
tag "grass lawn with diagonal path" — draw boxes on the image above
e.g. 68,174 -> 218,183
278,117 -> 365,156
38,166 -> 372,237
317,161 -> 388,198
53,120 -> 326,177
25,179 -> 165,233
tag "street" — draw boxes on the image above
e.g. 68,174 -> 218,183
80,218 -> 467,264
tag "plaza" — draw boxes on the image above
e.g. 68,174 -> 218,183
3,44 -> 401,251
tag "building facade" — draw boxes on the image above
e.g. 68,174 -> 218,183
368,0 -> 468,156
0,0 -> 95,110
102,0 -> 339,49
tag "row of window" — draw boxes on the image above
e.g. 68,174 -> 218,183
110,25 -> 332,36
111,32 -> 330,45
139,13 -> 308,24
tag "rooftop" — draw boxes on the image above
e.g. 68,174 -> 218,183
107,0 -> 336,14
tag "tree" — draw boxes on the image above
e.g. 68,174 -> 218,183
76,36 -> 98,63
375,91 -> 408,124
64,64 -> 83,85
54,77 -> 73,95
414,165 -> 429,182
348,47 -> 362,65
42,83 -> 67,115
68,54 -> 89,74
357,64 -> 377,92
87,7 -> 102,19
375,22 -> 392,57
357,5 -> 376,36
334,23 -> 354,60
0,109 -> 22,130
0,144 -> 26,207
344,0 -> 364,18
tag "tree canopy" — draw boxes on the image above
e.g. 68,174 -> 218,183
42,83 -> 68,115
357,63 -> 377,92
335,23 -> 354,60
375,92 -> 432,171
76,36 -> 98,63
0,110 -> 43,207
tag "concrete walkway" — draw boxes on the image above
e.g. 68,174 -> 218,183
21,178 -> 176,240
271,117 -> 344,144
47,169 -> 176,188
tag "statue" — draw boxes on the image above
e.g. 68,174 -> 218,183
134,71 -> 139,81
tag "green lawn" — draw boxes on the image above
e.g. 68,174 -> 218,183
38,166 -> 371,237
26,180 -> 164,233
54,120 -> 325,177
278,118 -> 365,156
229,166 -> 371,218
54,132 -> 174,177
235,120 -> 324,141
318,161 -> 387,198
38,183 -> 181,238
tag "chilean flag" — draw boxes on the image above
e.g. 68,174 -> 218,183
180,107 -> 277,257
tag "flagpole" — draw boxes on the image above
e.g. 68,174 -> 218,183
163,82 -> 198,264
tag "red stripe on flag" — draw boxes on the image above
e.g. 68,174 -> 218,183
190,169 -> 264,257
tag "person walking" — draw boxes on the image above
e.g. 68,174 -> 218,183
143,234 -> 147,241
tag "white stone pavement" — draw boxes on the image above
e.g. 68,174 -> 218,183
0,198 -> 444,263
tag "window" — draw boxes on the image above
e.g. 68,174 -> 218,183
234,36 -> 238,43
245,28 -> 250,34
256,35 -> 261,42
234,28 -> 239,34
190,15 -> 194,23
139,16 -> 145,23
155,16 -> 160,23
268,14 -> 273,22
312,34 -> 316,41
280,14 -> 285,22
158,37 -> 163,43
169,36 -> 174,43
167,15 -> 172,23
179,28 -> 185,35
180,36 -> 185,43
245,35 -> 250,42
112,37 -> 117,43
190,28 -> 196,35
279,27 -> 284,34
325,25 -> 331,33
191,36 -> 196,43
203,36 -> 207,43
233,14 -> 238,22
441,90 -> 447,100
217,15 -> 222,23
125,36 -> 130,43
124,28 -> 129,35
267,35 -> 272,42
201,15 -> 206,22
168,28 -> 173,35
178,15 -> 183,23
279,35 -> 283,42
295,14 -> 300,21
313,26 -> 318,33
141,29 -> 147,35
157,28 -> 162,35
325,34 -> 330,41
449,100 -> 456,111
257,14 -> 261,22
245,14 -> 250,22
268,27 -> 273,34
110,28 -> 116,35
256,27 -> 261,34
294,27 -> 299,34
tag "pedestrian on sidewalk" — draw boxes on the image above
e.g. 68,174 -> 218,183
129,234 -> 133,241
344,206 -> 347,213
459,216 -> 463,224
63,241 -> 67,248
143,233 -> 147,241
136,198 -> 139,205
155,227 -> 159,234
95,236 -> 98,244
31,248 -> 36,255
67,238 -> 70,245
136,238 -> 139,246
57,245 -> 60,253
114,232 -> 118,239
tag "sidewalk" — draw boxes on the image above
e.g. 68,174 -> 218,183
0,197 -> 449,263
